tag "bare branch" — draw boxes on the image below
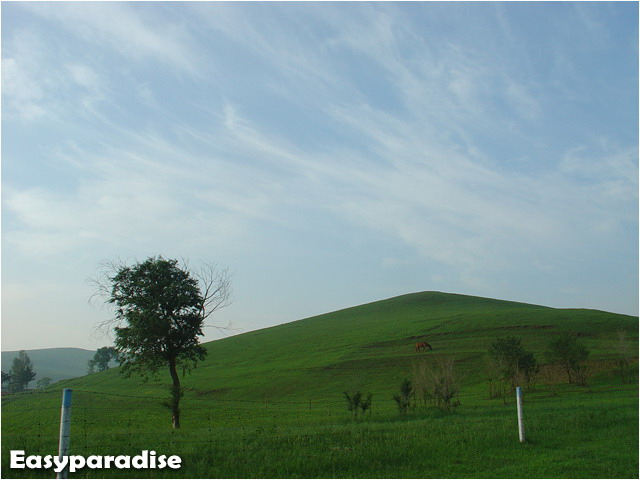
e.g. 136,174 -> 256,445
89,256 -> 234,339
203,319 -> 242,335
193,260 -> 233,322
87,257 -> 130,337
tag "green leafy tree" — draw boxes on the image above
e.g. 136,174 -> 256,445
36,377 -> 53,389
546,333 -> 589,385
518,350 -> 539,388
95,256 -> 231,428
488,336 -> 538,391
9,351 -> 37,393
91,346 -> 119,372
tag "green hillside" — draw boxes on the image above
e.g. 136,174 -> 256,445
1,347 -> 95,384
174,291 -> 636,401
54,292 -> 636,397
2,292 -> 638,478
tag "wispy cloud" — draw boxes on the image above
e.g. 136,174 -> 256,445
21,2 -> 200,75
2,2 -> 637,349
6,3 -> 637,277
2,30 -> 49,120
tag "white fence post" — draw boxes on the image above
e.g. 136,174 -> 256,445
516,386 -> 525,443
57,388 -> 73,479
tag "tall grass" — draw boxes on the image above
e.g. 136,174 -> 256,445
2,383 -> 637,478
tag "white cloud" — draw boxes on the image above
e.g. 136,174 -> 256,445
1,32 -> 48,120
4,119 -> 294,258
66,64 -> 104,97
3,3 -> 637,352
2,28 -> 112,123
561,144 -> 638,185
7,6 -> 632,291
21,2 -> 199,75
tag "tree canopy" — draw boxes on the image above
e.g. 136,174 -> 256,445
36,377 -> 52,389
488,336 -> 538,390
8,350 -> 37,393
88,346 -> 119,374
96,256 -> 231,428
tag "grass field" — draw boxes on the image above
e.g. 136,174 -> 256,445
2,292 -> 638,478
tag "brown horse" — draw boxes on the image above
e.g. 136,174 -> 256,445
415,342 -> 432,352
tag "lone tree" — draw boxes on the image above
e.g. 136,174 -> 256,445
36,377 -> 53,389
94,256 -> 231,428
8,350 -> 37,393
88,346 -> 119,374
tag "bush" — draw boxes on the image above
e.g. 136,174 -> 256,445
545,333 -> 589,385
393,378 -> 414,415
343,391 -> 372,419
414,357 -> 460,412
360,393 -> 373,416
412,362 -> 429,407
426,357 -> 459,412
488,336 -> 539,391
615,329 -> 634,384
485,355 -> 509,402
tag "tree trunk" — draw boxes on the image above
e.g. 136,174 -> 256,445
168,357 -> 181,429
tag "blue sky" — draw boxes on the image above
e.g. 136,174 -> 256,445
2,2 -> 638,351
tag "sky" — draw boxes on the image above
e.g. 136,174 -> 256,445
2,1 -> 638,352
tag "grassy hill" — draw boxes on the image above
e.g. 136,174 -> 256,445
1,347 -> 96,384
2,292 -> 638,478
57,292 -> 636,397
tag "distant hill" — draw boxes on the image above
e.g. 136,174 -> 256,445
3,291 -> 638,395
1,347 -> 95,385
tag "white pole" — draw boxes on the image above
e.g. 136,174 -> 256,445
57,388 -> 73,479
516,386 -> 525,443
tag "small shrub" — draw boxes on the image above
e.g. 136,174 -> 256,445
574,363 -> 592,388
546,333 -> 589,384
412,361 -> 429,407
426,357 -> 459,413
360,393 -> 373,416
414,358 -> 461,411
393,378 -> 414,415
343,391 -> 372,419
615,329 -> 633,384
485,356 -> 509,403
488,336 -> 538,391
343,391 -> 362,419
343,391 -> 373,419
